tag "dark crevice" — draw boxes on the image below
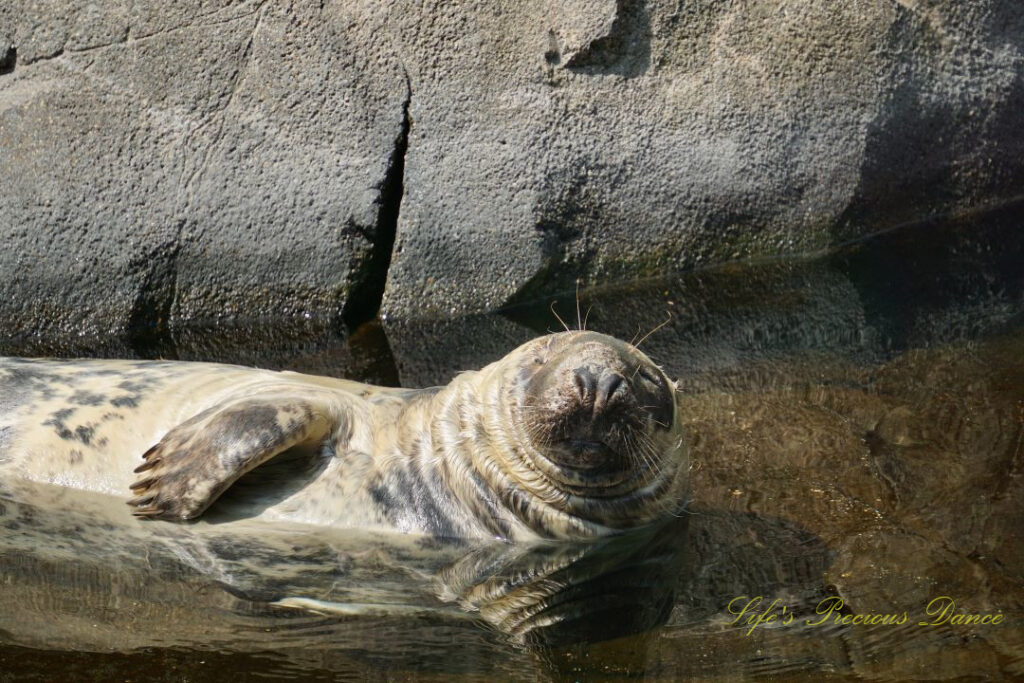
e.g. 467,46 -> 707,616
125,232 -> 181,360
0,45 -> 15,75
342,72 -> 411,333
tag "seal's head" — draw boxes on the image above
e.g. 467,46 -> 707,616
467,331 -> 688,539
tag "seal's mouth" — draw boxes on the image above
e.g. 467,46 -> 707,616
547,438 -> 638,489
560,437 -> 626,471
566,438 -> 610,459
531,415 -> 679,499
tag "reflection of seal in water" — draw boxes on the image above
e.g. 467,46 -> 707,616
0,481 -> 694,655
0,332 -> 687,540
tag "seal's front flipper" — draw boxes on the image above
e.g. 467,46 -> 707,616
128,395 -> 337,521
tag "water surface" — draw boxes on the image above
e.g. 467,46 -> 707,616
1,205 -> 1022,680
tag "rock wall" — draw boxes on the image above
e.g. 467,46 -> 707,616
0,0 -> 408,354
1,0 -> 1022,353
382,0 -> 1024,318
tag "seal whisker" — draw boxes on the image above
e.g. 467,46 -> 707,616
629,324 -> 643,346
629,431 -> 659,479
629,430 -> 663,481
620,432 -> 649,483
550,302 -> 570,333
581,304 -> 593,331
635,404 -> 671,429
633,312 -> 673,349
575,280 -> 582,331
526,422 -> 553,450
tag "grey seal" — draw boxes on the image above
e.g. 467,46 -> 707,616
0,331 -> 687,540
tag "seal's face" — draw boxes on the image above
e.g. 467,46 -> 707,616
523,333 -> 675,485
500,331 -> 687,532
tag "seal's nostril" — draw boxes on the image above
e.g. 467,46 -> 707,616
594,372 -> 626,416
601,373 -> 624,401
573,367 -> 596,402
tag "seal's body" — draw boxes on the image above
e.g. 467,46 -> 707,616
0,332 -> 687,541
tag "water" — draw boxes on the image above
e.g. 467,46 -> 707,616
1,203 -> 1022,680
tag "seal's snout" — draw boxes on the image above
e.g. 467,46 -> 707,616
572,366 -> 627,419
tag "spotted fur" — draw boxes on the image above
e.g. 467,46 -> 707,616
0,332 -> 688,540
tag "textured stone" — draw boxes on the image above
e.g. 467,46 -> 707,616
381,0 -> 1024,319
2,0 -> 1022,346
0,0 -> 407,354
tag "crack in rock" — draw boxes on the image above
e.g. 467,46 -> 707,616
342,70 -> 412,332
